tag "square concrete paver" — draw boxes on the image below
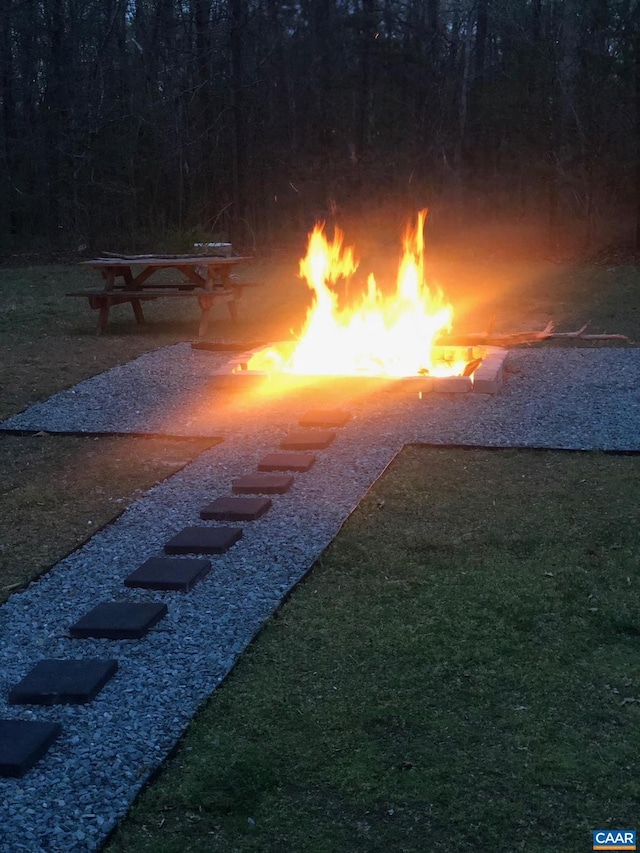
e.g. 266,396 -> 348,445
8,659 -> 118,705
164,526 -> 242,555
232,473 -> 294,494
298,410 -> 351,427
258,452 -> 315,472
69,602 -> 168,640
199,496 -> 272,521
0,719 -> 62,778
125,557 -> 212,591
280,430 -> 335,450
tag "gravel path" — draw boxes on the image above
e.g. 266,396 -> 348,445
1,343 -> 640,449
0,344 -> 639,853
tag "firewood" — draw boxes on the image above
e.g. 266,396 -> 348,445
563,334 -> 629,340
551,322 -> 628,341
438,321 -> 554,346
463,357 -> 483,376
438,320 -> 629,347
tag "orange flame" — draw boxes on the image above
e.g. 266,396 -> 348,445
250,210 -> 466,378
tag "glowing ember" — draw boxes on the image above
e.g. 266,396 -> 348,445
248,210 -> 467,378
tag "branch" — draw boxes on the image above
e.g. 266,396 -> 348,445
438,320 -> 629,347
552,321 -> 590,337
438,321 -> 555,346
551,322 -> 628,341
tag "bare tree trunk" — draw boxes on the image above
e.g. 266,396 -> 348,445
465,0 -> 488,193
415,0 -> 440,146
452,17 -> 471,212
312,0 -> 333,149
229,0 -> 248,244
0,0 -> 17,246
193,0 -> 212,135
45,0 -> 66,240
427,0 -> 438,34
472,0 -> 488,103
356,0 -> 376,157
548,0 -> 580,252
190,0 -> 212,225
634,3 -> 640,248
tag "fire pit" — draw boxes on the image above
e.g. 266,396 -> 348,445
211,211 -> 507,395
210,341 -> 506,394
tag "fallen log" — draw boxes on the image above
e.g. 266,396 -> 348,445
557,333 -> 629,340
551,322 -> 628,341
438,320 -> 629,347
438,321 -> 555,346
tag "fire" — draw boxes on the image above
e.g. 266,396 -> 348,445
249,210 -> 467,378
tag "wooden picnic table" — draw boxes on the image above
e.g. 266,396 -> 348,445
69,254 -> 255,335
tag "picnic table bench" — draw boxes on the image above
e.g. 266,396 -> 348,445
68,254 -> 258,335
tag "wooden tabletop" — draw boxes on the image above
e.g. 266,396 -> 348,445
82,255 -> 250,267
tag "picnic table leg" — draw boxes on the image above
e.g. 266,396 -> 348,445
131,298 -> 146,325
197,294 -> 213,337
95,269 -> 119,334
226,300 -> 239,323
216,269 -> 240,323
97,297 -> 111,334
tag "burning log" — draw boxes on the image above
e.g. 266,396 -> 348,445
438,321 -> 629,347
462,357 -> 483,376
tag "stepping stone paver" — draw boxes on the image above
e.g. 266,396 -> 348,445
232,473 -> 294,494
280,430 -> 335,450
0,719 -> 62,778
258,452 -> 315,472
199,496 -> 272,521
164,526 -> 242,555
125,557 -> 212,591
299,409 -> 351,427
69,602 -> 168,640
9,659 -> 118,706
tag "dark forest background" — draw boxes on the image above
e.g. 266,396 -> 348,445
1,0 -> 640,257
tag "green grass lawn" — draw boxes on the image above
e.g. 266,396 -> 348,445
1,251 -> 640,851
